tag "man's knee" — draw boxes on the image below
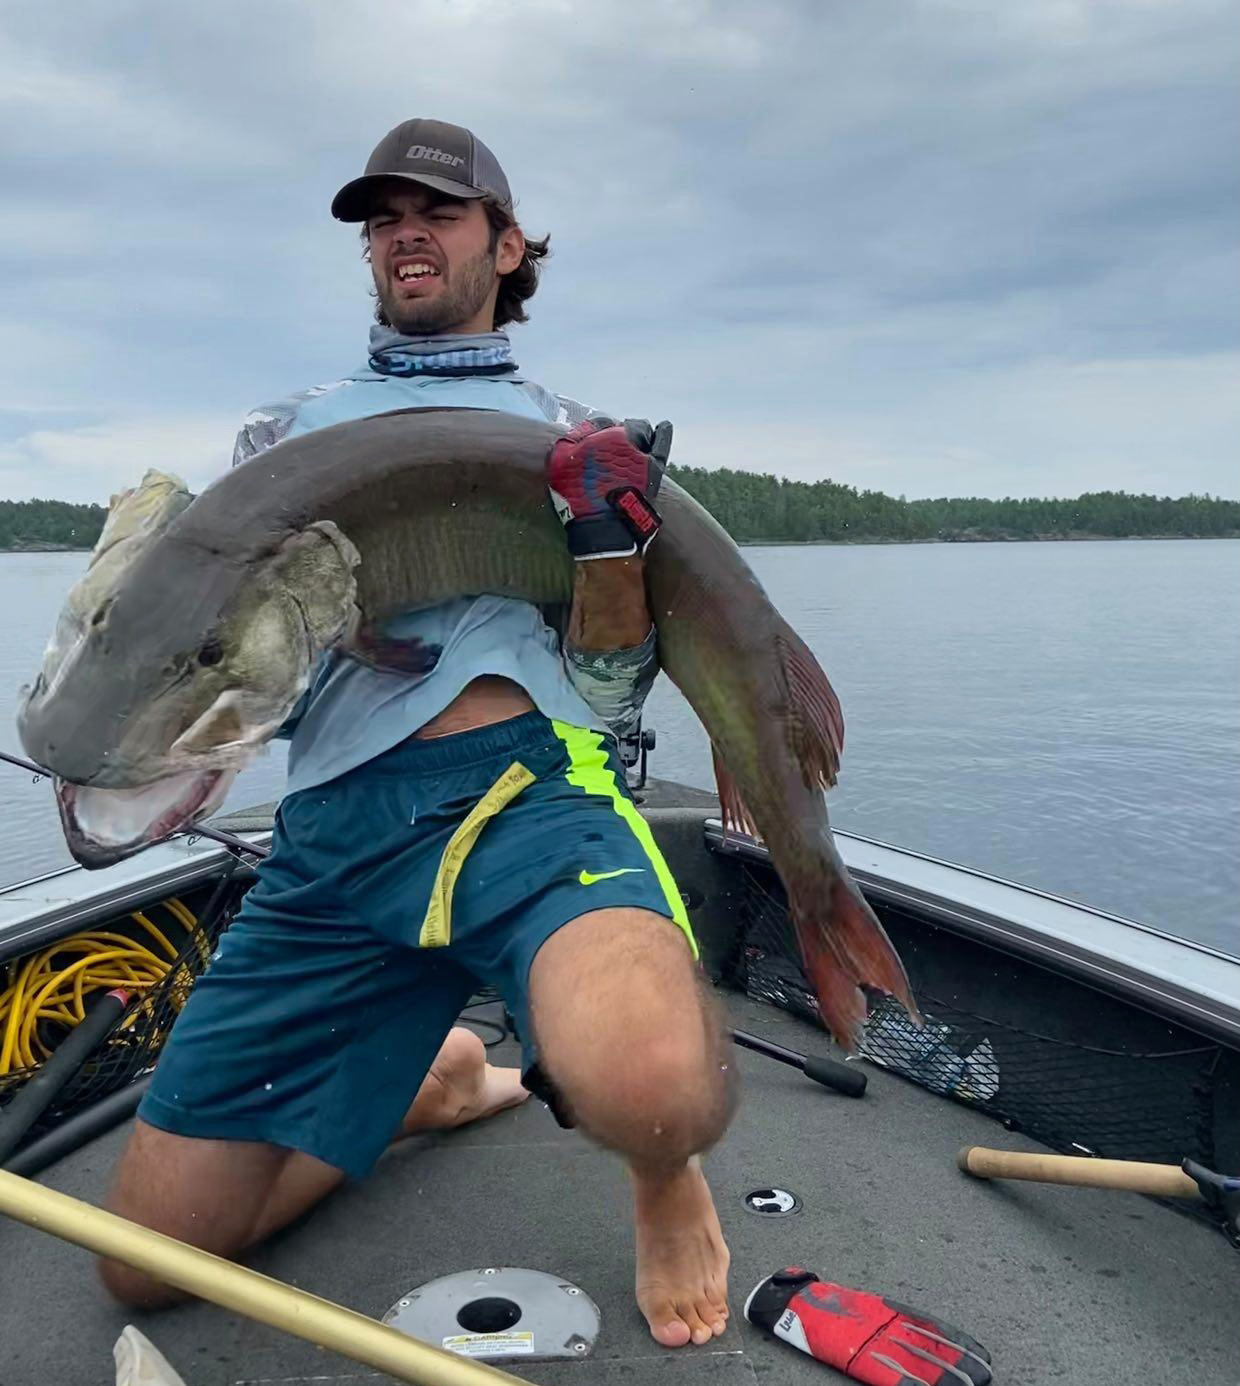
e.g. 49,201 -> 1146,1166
97,1118 -> 286,1304
530,908 -> 739,1156
556,980 -> 737,1160
607,1028 -> 735,1156
98,1257 -> 186,1309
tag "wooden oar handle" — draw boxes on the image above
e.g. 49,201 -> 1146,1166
0,1169 -> 525,1385
956,1146 -> 1200,1199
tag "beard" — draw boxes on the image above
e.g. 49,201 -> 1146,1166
374,244 -> 497,335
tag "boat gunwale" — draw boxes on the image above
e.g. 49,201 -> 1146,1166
2,804 -> 1235,1046
706,818 -> 1240,1047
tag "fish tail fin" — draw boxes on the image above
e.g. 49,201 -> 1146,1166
712,743 -> 761,840
790,871 -> 918,1052
777,632 -> 844,790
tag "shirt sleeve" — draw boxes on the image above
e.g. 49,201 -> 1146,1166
515,382 -> 609,431
562,626 -> 659,738
231,398 -> 302,468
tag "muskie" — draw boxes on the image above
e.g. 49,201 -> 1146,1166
18,408 -> 913,1045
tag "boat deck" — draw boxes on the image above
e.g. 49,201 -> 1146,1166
2,990 -> 1234,1384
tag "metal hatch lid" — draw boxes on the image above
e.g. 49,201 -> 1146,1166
705,819 -> 1240,1047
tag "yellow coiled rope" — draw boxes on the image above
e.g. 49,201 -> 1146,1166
0,898 -> 205,1078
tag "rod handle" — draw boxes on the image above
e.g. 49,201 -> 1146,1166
956,1146 -> 1200,1199
0,990 -> 130,1165
803,1054 -> 867,1097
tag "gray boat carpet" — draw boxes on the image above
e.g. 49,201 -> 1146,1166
0,994 -> 1234,1385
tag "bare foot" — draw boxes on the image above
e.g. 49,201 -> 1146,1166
401,1027 -> 529,1135
633,1158 -> 731,1348
457,1062 -> 530,1126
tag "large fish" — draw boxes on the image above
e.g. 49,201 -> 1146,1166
17,407 -> 913,1045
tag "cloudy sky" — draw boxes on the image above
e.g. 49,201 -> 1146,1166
1,0 -> 1236,504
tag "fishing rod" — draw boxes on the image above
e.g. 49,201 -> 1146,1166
0,748 -> 266,862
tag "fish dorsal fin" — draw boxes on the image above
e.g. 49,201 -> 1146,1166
92,470 -> 194,569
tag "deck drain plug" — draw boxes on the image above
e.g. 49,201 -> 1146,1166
384,1267 -> 600,1362
743,1186 -> 802,1216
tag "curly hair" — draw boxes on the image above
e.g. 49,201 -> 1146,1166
361,195 -> 550,330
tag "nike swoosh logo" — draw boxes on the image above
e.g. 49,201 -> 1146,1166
578,867 -> 646,886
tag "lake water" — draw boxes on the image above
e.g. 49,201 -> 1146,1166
1,541 -> 1236,956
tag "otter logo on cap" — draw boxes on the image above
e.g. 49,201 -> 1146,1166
405,144 -> 465,168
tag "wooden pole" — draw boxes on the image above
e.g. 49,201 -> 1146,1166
0,1169 -> 529,1385
956,1145 -> 1201,1199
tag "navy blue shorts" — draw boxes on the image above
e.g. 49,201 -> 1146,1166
139,712 -> 696,1179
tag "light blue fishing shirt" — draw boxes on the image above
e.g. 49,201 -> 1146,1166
232,327 -> 657,798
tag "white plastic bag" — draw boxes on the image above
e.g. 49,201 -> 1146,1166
113,1326 -> 190,1386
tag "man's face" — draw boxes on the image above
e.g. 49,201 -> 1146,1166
365,184 -> 522,335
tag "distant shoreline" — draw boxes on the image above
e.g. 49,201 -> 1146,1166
0,545 -> 92,554
3,532 -> 1238,555
6,474 -> 1237,551
738,531 -> 1240,547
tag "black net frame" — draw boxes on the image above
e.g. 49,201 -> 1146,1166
729,857 -> 1225,1176
0,874 -> 247,1142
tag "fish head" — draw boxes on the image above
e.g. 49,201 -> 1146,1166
18,471 -> 360,864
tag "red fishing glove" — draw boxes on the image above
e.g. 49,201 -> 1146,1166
546,416 -> 671,560
745,1268 -> 992,1385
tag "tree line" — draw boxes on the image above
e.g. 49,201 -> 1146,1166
2,476 -> 1238,551
669,467 -> 1240,543
0,499 -> 108,551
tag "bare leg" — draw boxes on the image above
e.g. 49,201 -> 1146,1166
100,1026 -> 526,1307
529,909 -> 737,1348
252,1027 -> 527,1244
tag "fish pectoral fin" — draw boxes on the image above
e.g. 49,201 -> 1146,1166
170,690 -> 285,761
777,631 -> 844,790
712,744 -> 762,842
174,701 -> 244,753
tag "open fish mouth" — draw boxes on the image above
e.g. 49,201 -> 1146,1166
55,767 -> 238,869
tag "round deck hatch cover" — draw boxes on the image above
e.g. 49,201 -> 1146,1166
383,1267 -> 600,1362
743,1186 -> 802,1215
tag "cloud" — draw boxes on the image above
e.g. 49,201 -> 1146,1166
655,350 -> 1240,499
0,0 -> 1234,502
0,415 -> 237,504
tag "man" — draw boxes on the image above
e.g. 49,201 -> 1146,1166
99,119 -> 736,1349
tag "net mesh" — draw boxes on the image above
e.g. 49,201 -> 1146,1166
0,878 -> 244,1143
730,858 -> 1221,1171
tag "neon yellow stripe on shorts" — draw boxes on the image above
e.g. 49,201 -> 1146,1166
550,720 -> 698,959
418,760 -> 536,948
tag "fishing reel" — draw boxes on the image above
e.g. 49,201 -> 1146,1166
617,722 -> 656,790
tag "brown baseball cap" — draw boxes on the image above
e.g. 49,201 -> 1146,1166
331,118 -> 513,222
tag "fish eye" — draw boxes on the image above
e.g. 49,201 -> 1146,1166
197,639 -> 224,667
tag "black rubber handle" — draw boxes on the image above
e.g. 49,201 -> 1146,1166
803,1053 -> 867,1098
0,990 -> 129,1164
3,1076 -> 151,1177
731,1028 -> 868,1098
